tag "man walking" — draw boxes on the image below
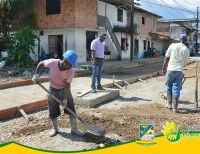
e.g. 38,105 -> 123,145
162,34 -> 190,112
91,32 -> 107,93
32,50 -> 84,137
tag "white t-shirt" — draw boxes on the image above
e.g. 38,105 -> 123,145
165,43 -> 190,72
91,38 -> 105,58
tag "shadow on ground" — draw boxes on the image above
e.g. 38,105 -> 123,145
59,132 -> 121,146
119,96 -> 152,102
178,107 -> 200,114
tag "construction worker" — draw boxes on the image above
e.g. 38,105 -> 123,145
91,32 -> 107,93
162,34 -> 190,112
32,50 -> 84,137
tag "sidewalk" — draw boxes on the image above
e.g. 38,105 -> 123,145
78,57 -> 164,71
0,57 -> 164,116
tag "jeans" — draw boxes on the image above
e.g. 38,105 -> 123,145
165,71 -> 184,99
91,58 -> 104,89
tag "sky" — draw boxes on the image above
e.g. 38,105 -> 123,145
138,0 -> 200,19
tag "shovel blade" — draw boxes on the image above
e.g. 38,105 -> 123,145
88,125 -> 106,137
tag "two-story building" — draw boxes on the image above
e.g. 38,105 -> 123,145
32,0 -> 161,63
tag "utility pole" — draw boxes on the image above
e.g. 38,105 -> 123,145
195,7 -> 199,54
130,0 -> 140,61
130,0 -> 134,61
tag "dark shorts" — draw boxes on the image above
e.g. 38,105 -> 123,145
48,87 -> 76,119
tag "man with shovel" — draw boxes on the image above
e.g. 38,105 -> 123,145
32,50 -> 84,137
162,34 -> 190,112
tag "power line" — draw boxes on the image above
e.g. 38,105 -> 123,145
140,0 -> 196,14
160,0 -> 186,18
172,0 -> 195,14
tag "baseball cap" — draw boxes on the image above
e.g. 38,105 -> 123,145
180,34 -> 187,40
100,32 -> 107,38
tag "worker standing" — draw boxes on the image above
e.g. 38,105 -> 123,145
162,34 -> 190,112
32,50 -> 84,137
91,32 -> 107,93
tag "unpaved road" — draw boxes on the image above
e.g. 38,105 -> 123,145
0,62 -> 200,151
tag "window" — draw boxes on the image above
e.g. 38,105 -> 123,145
46,0 -> 61,15
142,17 -> 145,25
143,40 -> 147,50
117,9 -> 123,22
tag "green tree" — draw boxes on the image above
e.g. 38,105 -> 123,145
6,25 -> 38,67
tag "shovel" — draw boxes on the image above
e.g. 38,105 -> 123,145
37,82 -> 106,137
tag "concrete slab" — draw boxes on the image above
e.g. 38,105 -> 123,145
75,89 -> 120,107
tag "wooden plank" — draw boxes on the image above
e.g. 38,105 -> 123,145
124,80 -> 130,85
114,83 -> 123,89
77,90 -> 91,97
113,75 -> 115,84
138,78 -> 147,83
17,106 -> 29,121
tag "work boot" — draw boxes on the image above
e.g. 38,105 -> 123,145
69,115 -> 85,136
97,84 -> 104,90
49,118 -> 59,137
167,94 -> 172,109
91,88 -> 96,93
172,97 -> 179,113
91,85 -> 96,93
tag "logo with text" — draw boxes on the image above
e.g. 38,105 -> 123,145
162,121 -> 200,143
136,124 -> 157,146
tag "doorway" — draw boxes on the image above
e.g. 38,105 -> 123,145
48,35 -> 63,59
134,39 -> 139,56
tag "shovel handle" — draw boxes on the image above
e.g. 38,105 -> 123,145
37,82 -> 87,125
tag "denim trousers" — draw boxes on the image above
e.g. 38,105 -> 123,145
165,71 -> 184,99
91,58 -> 104,89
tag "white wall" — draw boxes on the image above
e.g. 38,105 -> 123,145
198,33 -> 200,43
170,24 -> 186,40
98,1 -> 128,27
75,29 -> 86,63
33,28 -> 88,63
67,29 -> 76,50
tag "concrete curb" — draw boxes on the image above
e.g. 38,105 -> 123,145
75,89 -> 120,107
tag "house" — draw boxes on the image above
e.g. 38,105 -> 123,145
157,18 -> 197,54
129,7 -> 161,58
32,0 -> 161,63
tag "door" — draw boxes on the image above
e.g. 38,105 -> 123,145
121,38 -> 126,51
134,39 -> 139,55
48,35 -> 63,59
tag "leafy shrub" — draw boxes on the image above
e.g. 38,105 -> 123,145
5,25 -> 37,67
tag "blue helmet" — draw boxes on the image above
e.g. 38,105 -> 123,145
63,50 -> 78,68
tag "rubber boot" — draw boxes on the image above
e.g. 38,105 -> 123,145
97,84 -> 104,90
69,115 -> 84,136
167,94 -> 172,109
172,97 -> 179,113
49,118 -> 59,137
